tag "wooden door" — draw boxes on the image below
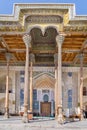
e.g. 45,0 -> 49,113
41,102 -> 51,116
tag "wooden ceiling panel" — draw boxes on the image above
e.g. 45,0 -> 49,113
14,52 -> 26,61
63,36 -> 87,51
0,41 -> 4,48
0,53 -> 6,61
3,35 -> 25,50
62,52 -> 77,62
0,34 -> 86,66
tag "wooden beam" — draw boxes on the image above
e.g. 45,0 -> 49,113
73,39 -> 87,64
80,40 -> 87,52
62,49 -> 80,53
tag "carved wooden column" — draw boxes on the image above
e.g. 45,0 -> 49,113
79,53 -> 84,120
54,53 -> 58,119
56,35 -> 64,124
22,34 -> 31,123
29,53 -> 35,113
4,53 -> 12,118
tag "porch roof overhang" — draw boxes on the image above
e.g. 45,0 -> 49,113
0,3 -> 87,66
0,32 -> 87,66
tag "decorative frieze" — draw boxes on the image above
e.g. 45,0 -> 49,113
0,21 -> 20,26
64,25 -> 87,32
0,26 -> 24,32
26,15 -> 63,24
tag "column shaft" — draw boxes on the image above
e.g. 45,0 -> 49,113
58,44 -> 62,107
30,61 -> 33,112
56,35 -> 64,124
4,61 -> 9,118
80,54 -> 83,120
24,46 -> 29,117
55,67 -> 58,119
23,34 -> 31,123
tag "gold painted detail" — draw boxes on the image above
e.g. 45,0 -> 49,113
63,12 -> 69,25
25,15 -> 63,24
19,9 -> 68,25
64,26 -> 87,32
0,21 -> 20,26
20,9 -> 67,17
0,26 -> 25,32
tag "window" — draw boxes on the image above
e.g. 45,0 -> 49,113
20,71 -> 25,75
83,87 -> 87,96
53,100 -> 55,111
43,94 -> 49,102
20,71 -> 25,83
68,72 -> 72,77
33,101 -> 39,110
33,89 -> 37,101
68,89 -> 72,108
20,77 -> 24,83
20,89 -> 24,106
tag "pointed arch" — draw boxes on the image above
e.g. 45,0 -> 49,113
26,24 -> 59,36
33,72 -> 55,89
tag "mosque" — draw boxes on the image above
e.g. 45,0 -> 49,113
0,3 -> 87,123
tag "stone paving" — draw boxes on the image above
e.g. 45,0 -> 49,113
0,116 -> 87,130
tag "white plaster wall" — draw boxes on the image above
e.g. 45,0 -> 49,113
72,72 -> 78,109
0,70 -> 16,113
15,71 -> 21,113
83,78 -> 87,104
0,66 -> 87,115
62,72 -> 78,115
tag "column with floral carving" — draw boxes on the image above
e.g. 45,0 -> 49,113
22,34 -> 31,123
54,53 -> 58,119
56,35 -> 64,124
4,53 -> 12,118
29,53 -> 35,113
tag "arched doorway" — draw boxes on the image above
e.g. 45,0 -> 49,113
33,72 -> 55,117
29,26 -> 58,117
41,94 -> 51,116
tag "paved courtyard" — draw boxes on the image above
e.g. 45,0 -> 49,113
0,116 -> 87,130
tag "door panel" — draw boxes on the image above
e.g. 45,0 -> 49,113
41,102 -> 51,116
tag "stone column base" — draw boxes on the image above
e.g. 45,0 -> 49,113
58,113 -> 64,124
80,113 -> 84,121
55,115 -> 58,120
4,112 -> 9,119
57,106 -> 64,124
22,113 -> 28,123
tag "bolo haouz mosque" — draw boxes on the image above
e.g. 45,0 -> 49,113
0,3 -> 87,123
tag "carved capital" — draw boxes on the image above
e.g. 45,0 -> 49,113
77,53 -> 84,62
56,35 -> 65,47
30,53 -> 35,64
79,53 -> 84,59
5,53 -> 12,62
23,34 -> 31,47
54,53 -> 58,65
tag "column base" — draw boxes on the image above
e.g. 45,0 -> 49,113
57,106 -> 64,124
55,108 -> 58,119
4,112 -> 9,119
57,114 -> 64,124
22,113 -> 28,123
28,110 -> 33,120
80,114 -> 84,121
